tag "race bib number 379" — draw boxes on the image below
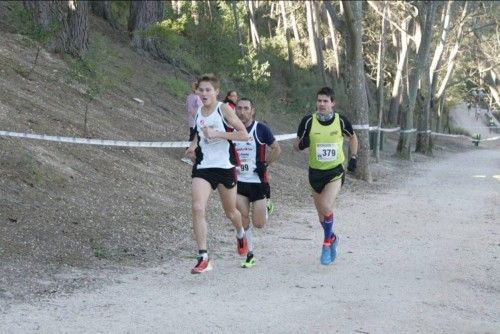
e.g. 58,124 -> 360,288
316,143 -> 338,161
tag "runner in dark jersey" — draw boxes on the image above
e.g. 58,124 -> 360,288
293,87 -> 358,265
234,98 -> 281,268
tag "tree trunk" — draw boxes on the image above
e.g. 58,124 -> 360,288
365,74 -> 378,120
128,1 -> 165,59
90,0 -> 117,28
325,6 -> 340,80
288,1 -> 300,40
436,92 -> 445,132
246,0 -> 260,49
231,0 -> 244,58
279,0 -> 288,36
486,69 -> 500,108
206,1 -> 213,22
23,0 -> 56,27
435,2 -> 469,100
314,2 -> 328,86
190,0 -> 199,25
388,17 -> 411,125
305,1 -> 318,66
24,0 -> 90,58
423,0 -> 452,154
342,0 -> 371,182
374,1 -> 387,162
63,0 -> 89,58
415,70 -> 432,154
397,3 -> 437,159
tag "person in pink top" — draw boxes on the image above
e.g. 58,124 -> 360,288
182,82 -> 203,165
223,90 -> 238,110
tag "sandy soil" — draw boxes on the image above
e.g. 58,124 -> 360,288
0,148 -> 498,333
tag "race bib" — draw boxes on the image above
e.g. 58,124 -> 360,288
316,143 -> 338,161
239,158 -> 252,174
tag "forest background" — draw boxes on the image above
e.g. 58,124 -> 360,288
5,0 -> 500,180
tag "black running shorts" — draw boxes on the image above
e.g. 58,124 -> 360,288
188,127 -> 196,142
237,182 -> 269,202
308,164 -> 344,194
192,167 -> 237,190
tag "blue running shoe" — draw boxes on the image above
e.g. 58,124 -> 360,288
330,234 -> 339,263
320,244 -> 332,265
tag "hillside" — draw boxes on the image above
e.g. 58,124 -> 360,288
0,9 -> 493,306
0,11 -> 316,302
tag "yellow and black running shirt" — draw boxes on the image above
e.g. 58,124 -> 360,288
296,113 -> 354,170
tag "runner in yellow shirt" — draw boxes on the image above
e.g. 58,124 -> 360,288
293,87 -> 358,265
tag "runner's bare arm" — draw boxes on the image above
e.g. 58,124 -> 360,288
266,141 -> 281,165
348,132 -> 358,158
203,104 -> 249,141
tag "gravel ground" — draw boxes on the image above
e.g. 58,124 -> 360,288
0,147 -> 498,333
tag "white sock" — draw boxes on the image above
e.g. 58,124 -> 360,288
236,228 -> 245,239
245,227 -> 254,253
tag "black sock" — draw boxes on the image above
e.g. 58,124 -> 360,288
198,250 -> 208,259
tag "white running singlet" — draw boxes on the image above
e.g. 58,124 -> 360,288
195,102 -> 234,169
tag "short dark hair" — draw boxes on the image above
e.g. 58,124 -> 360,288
238,97 -> 253,107
317,87 -> 335,101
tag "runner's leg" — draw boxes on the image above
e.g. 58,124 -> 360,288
192,178 -> 212,251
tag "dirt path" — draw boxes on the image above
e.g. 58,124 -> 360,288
1,148 -> 498,333
450,103 -> 494,139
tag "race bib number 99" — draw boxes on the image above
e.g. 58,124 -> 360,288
316,143 -> 338,161
240,159 -> 251,174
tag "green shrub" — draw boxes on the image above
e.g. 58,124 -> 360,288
110,1 -> 130,29
159,76 -> 189,98
67,33 -> 119,97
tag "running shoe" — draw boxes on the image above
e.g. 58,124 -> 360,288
266,200 -> 275,216
241,253 -> 256,268
191,257 -> 212,274
236,236 -> 248,256
320,244 -> 332,265
330,234 -> 339,263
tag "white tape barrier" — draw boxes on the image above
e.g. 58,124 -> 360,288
0,130 -> 298,148
1,126 -> 498,147
352,124 -> 371,130
274,133 -> 296,141
354,125 -> 402,132
357,126 -> 500,142
0,130 -> 190,148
